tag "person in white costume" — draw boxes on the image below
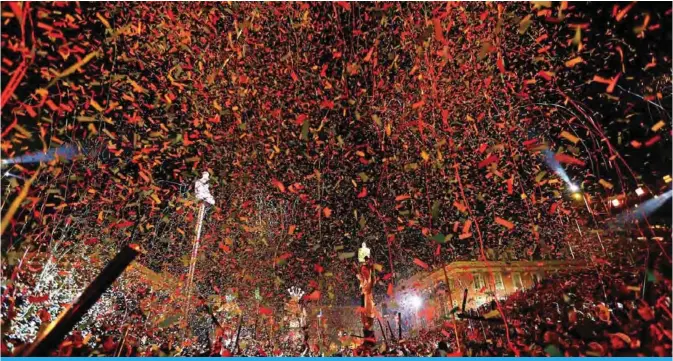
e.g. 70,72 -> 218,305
194,171 -> 215,205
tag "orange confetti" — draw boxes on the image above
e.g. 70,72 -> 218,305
564,57 -> 584,68
615,2 -> 636,21
462,220 -> 472,234
459,233 -> 472,240
53,51 -> 100,81
305,290 -> 321,301
413,258 -> 429,270
395,194 -> 411,201
271,179 -> 286,192
554,153 -> 586,167
495,217 -> 514,230
412,100 -> 425,109
560,131 -> 580,144
453,201 -> 467,213
599,179 -> 614,190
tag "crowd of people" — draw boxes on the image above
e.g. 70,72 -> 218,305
454,265 -> 671,357
3,251 -> 670,357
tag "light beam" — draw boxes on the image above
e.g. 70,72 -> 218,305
614,190 -> 672,224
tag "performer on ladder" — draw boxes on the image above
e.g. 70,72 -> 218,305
185,172 -> 216,318
195,171 -> 216,206
357,242 -> 377,348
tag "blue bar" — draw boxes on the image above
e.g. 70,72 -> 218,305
5,357 -> 671,361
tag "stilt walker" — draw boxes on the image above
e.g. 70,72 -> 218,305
185,172 -> 215,318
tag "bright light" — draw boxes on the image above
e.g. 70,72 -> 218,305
543,150 -> 573,188
611,199 -> 621,207
635,187 -> 645,196
614,190 -> 673,224
664,175 -> 672,183
409,295 -> 423,309
569,184 -> 579,192
1,144 -> 80,165
572,192 -> 582,201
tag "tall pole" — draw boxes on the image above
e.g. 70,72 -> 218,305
185,202 -> 206,317
386,319 -> 395,342
397,312 -> 402,340
376,317 -> 388,348
22,245 -> 140,356
232,314 -> 243,355
185,172 -> 215,319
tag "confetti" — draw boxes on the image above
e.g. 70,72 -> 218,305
495,217 -> 515,230
413,258 -> 429,270
559,131 -> 580,144
0,2 -> 670,355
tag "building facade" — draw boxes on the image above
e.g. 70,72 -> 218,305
395,259 -> 589,317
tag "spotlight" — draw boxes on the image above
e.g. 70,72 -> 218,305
409,295 -> 423,310
569,184 -> 579,192
611,199 -> 621,207
664,175 -> 672,184
635,187 -> 645,196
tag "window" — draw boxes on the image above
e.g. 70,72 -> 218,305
473,273 -> 484,290
512,272 -> 523,289
494,272 -> 505,290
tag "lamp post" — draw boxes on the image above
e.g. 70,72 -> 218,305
185,172 -> 215,318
